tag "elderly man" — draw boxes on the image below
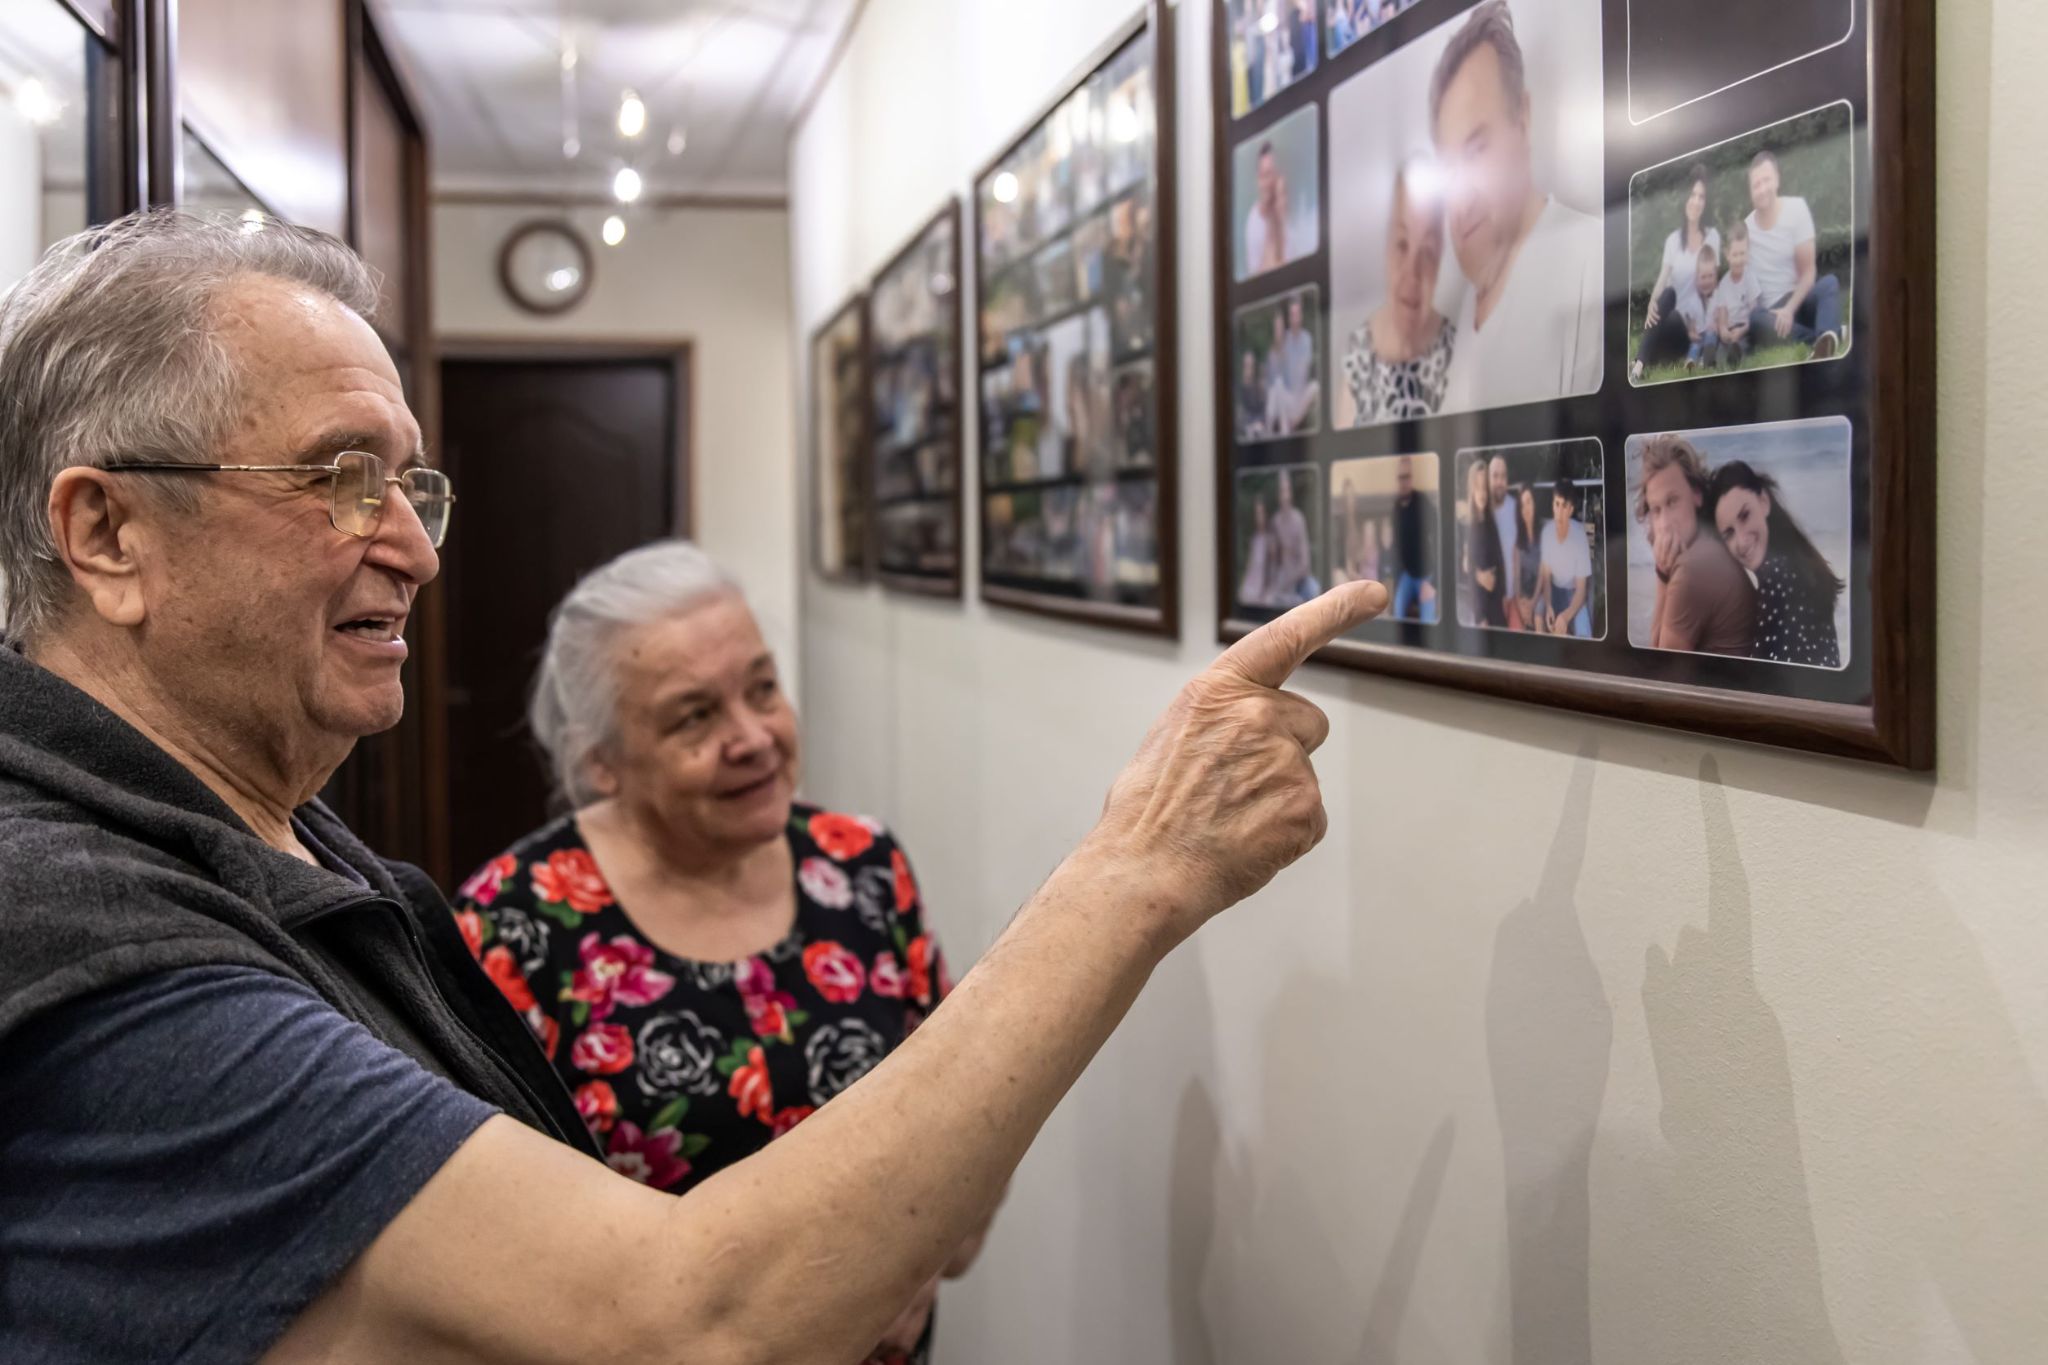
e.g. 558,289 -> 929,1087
0,210 -> 1386,1363
1430,0 -> 1604,412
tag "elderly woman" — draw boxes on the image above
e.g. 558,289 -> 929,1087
454,541 -> 971,1365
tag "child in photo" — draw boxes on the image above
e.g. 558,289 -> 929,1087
1709,219 -> 1763,367
1682,244 -> 1721,371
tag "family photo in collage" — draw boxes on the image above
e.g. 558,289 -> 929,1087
1330,453 -> 1441,623
978,31 -> 1162,604
1627,417 -> 1852,669
1232,104 -> 1319,281
1324,0 -> 1604,427
1233,286 -> 1322,443
1627,102 -> 1854,385
1234,463 -> 1323,610
1453,439 -> 1604,638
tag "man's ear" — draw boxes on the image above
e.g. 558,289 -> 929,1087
46,467 -> 149,628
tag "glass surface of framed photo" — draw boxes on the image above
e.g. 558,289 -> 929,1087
974,3 -> 1180,636
1209,0 -> 1935,767
811,294 -> 873,583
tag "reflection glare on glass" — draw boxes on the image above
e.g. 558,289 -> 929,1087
0,0 -> 96,290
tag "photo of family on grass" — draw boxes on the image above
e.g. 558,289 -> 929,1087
1235,463 -> 1323,611
1627,102 -> 1854,386
1626,417 -> 1852,670
1234,285 -> 1322,443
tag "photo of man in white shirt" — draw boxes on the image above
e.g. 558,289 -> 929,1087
1429,0 -> 1604,412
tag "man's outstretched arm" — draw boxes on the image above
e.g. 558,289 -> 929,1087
268,581 -> 1389,1365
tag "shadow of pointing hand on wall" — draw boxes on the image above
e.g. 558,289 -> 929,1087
1639,757 -> 1846,1364
1485,751 -> 1612,1365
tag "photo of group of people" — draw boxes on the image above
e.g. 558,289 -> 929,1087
1627,102 -> 1853,385
1233,285 -> 1322,442
1327,0 -> 1604,428
869,209 -> 961,588
1330,452 -> 1440,622
1627,417 -> 1851,669
978,25 -> 1166,617
1226,0 -> 1320,117
1328,0 -> 1432,57
1234,464 -> 1322,610
1232,104 -> 1319,281
986,479 -> 1160,599
810,300 -> 869,580
1453,439 -> 1604,638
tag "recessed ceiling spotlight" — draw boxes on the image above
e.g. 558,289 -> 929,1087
617,90 -> 646,139
612,166 -> 643,203
602,214 -> 626,246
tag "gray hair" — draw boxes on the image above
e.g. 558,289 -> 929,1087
1428,0 -> 1528,138
530,539 -> 741,808
0,208 -> 379,645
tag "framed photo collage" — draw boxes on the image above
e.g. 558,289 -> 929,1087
809,0 -> 1933,765
1211,0 -> 1933,766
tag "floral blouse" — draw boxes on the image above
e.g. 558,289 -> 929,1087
454,804 -> 950,1195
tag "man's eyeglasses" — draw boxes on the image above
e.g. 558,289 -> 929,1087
100,451 -> 456,548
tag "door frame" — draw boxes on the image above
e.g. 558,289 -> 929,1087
438,339 -> 696,541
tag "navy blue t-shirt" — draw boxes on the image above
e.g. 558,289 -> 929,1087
0,964 -> 497,1363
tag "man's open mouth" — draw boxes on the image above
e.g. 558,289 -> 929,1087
335,616 -> 403,643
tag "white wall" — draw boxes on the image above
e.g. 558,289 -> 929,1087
433,201 -> 800,680
790,2 -> 2048,1363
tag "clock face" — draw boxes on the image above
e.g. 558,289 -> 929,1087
499,220 -> 593,314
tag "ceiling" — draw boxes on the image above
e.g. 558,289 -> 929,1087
370,0 -> 859,201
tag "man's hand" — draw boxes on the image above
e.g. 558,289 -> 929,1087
1653,524 -> 1685,581
1772,303 -> 1797,338
1084,580 -> 1388,945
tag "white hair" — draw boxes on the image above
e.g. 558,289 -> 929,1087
529,539 -> 741,807
0,208 -> 379,645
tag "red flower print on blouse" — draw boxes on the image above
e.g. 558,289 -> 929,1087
531,848 -> 615,914
734,956 -> 799,1041
803,940 -> 867,1004
729,1045 -> 775,1123
533,1011 -> 560,1061
808,811 -> 876,862
575,1079 -> 620,1135
457,853 -> 518,908
869,952 -> 907,999
797,855 -> 853,909
565,932 -> 677,1020
906,934 -> 936,1006
482,945 -> 536,1013
769,1105 -> 816,1137
605,1121 -> 691,1190
891,847 -> 917,913
453,909 -> 485,960
570,1021 -> 635,1076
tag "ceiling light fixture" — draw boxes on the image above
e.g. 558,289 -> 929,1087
617,90 -> 646,139
612,166 -> 643,203
15,78 -> 60,126
666,127 -> 687,157
602,214 -> 626,246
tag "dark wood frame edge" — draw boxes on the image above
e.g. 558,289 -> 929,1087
968,0 -> 1182,639
869,196 -> 966,601
494,219 -> 598,317
1205,0 -> 1936,771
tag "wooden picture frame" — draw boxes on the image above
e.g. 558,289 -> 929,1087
1211,0 -> 1934,768
972,2 -> 1181,636
869,199 -> 966,597
810,292 -> 873,584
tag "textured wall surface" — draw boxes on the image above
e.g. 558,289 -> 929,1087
790,1 -> 2048,1359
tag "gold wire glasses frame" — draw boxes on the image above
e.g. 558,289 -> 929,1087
100,451 -> 456,548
